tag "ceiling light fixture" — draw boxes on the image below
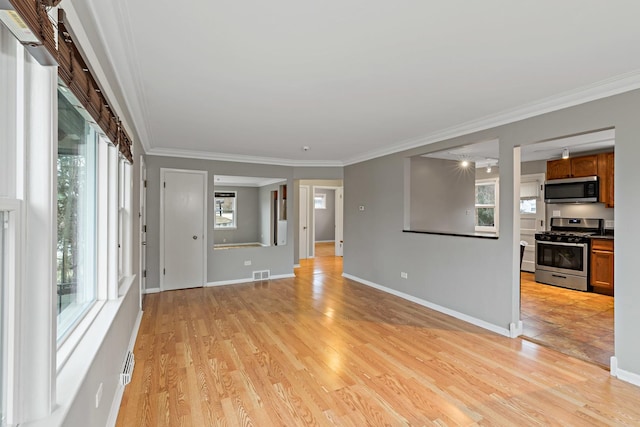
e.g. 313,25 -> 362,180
562,148 -> 569,159
302,146 -> 310,152
460,159 -> 469,168
486,165 -> 492,173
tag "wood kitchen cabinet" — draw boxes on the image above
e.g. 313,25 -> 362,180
591,238 -> 614,296
546,155 -> 599,180
598,152 -> 615,207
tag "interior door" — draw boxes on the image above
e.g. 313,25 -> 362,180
520,174 -> 545,272
335,187 -> 344,256
299,186 -> 309,259
161,169 -> 207,291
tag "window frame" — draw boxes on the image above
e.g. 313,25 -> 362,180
0,200 -> 21,425
214,191 -> 237,229
314,193 -> 327,209
475,178 -> 499,233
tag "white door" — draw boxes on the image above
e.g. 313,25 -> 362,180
520,174 -> 545,272
335,187 -> 344,256
161,169 -> 207,291
139,156 -> 147,306
299,186 -> 309,259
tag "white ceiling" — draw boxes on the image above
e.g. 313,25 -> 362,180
76,1 -> 640,166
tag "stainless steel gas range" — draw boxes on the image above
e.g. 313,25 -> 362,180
534,217 -> 604,291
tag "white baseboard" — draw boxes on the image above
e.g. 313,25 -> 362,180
294,264 -> 301,268
509,320 -> 524,338
143,287 -> 160,294
342,273 -> 512,337
207,272 -> 295,287
315,240 -> 335,243
106,309 -> 143,427
610,356 -> 640,387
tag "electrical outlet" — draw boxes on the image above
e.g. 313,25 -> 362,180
95,382 -> 103,408
400,272 -> 408,279
465,209 -> 471,215
605,220 -> 614,229
244,260 -> 251,266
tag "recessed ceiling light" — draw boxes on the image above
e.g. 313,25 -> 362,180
302,146 -> 310,152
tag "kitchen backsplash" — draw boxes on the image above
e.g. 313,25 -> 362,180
546,203 -> 614,228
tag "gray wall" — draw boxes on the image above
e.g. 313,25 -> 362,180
213,186 -> 260,244
409,157 -> 475,233
314,188 -> 336,241
343,89 -> 640,379
145,156 -> 295,286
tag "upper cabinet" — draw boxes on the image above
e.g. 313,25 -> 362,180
546,152 -> 614,207
598,152 -> 615,208
546,155 -> 598,180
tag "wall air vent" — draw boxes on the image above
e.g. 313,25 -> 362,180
120,350 -> 135,386
253,270 -> 271,281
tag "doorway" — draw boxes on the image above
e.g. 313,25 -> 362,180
139,155 -> 147,307
160,168 -> 207,291
517,130 -> 615,367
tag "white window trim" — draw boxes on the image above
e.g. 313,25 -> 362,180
475,177 -> 499,233
214,190 -> 237,230
314,193 -> 327,209
0,199 -> 21,425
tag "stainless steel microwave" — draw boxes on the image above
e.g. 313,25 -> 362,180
544,176 -> 599,203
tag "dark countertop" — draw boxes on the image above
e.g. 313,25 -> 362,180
590,234 -> 614,240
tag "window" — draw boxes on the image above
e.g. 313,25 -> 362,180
314,193 -> 326,209
56,86 -> 98,339
520,198 -> 537,214
475,178 -> 499,232
214,191 -> 236,229
118,156 -> 132,281
1,211 -> 6,423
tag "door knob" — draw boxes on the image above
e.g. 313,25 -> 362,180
193,235 -> 198,240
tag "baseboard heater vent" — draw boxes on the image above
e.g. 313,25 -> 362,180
120,350 -> 135,386
253,270 -> 271,281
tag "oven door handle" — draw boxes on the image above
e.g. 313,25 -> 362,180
535,241 -> 587,248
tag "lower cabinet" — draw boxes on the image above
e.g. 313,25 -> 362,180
590,239 -> 614,296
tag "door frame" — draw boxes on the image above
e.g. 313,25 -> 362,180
311,186 -> 343,257
519,173 -> 546,273
138,155 -> 147,306
159,168 -> 208,291
299,185 -> 310,259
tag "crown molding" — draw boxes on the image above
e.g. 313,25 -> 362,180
147,147 -> 344,168
343,69 -> 640,166
145,70 -> 640,168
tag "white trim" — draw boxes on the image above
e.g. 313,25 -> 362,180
293,264 -> 301,268
147,147 -> 343,168
142,287 -> 160,294
106,309 -> 143,427
509,321 -> 523,338
206,273 -> 295,287
610,357 -> 640,387
342,70 -> 640,166
0,199 -> 21,425
139,72 -> 640,167
342,273 -> 512,337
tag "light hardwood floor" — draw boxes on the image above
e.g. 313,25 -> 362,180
521,272 -> 614,367
117,255 -> 640,426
